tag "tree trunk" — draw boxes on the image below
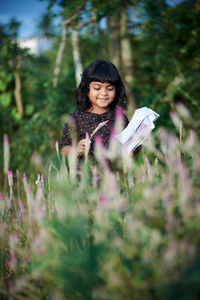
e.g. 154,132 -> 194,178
52,19 -> 67,88
97,23 -> 107,58
107,12 -> 121,72
120,7 -> 136,116
71,29 -> 83,86
14,56 -> 23,116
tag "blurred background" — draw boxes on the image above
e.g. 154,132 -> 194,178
0,0 -> 199,175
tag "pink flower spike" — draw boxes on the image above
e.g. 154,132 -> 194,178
27,185 -> 31,193
110,128 -> 116,138
95,135 -> 102,144
9,232 -> 18,242
145,155 -> 150,167
115,106 -> 123,119
23,173 -> 27,180
100,194 -> 107,203
85,132 -> 89,139
41,175 -> 44,183
104,120 -> 109,124
3,134 -> 8,143
18,201 -> 23,211
24,256 -> 29,263
9,280 -> 14,289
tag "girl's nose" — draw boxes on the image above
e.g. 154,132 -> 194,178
100,88 -> 108,96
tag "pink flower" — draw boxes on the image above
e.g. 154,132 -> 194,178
9,232 -> 18,243
95,135 -> 102,144
27,185 -> 31,193
3,134 -> 8,144
3,134 -> 10,175
115,106 -> 123,119
100,194 -> 107,203
24,256 -> 29,263
144,155 -> 150,167
18,201 -> 24,212
7,170 -> 13,187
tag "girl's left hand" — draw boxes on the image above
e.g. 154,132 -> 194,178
131,145 -> 142,157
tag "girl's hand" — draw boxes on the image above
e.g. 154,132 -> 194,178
130,145 -> 142,157
77,139 -> 86,156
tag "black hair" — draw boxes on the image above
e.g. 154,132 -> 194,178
75,59 -> 128,111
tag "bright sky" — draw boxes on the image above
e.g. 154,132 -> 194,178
0,0 -> 54,38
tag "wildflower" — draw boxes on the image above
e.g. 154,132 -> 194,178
35,173 -> 41,185
170,111 -> 180,128
90,120 -> 109,140
92,165 -> 99,187
6,193 -> 11,209
23,256 -> 29,263
3,134 -> 10,175
100,194 -> 108,203
7,170 -> 13,187
94,136 -> 106,165
9,232 -> 18,249
114,106 -> 124,133
185,130 -> 195,149
55,140 -> 59,157
176,102 -> 190,119
8,252 -> 17,270
17,202 -> 24,223
68,140 -> 77,180
84,132 -> 91,159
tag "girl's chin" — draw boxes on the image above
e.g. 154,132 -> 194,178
97,101 -> 109,107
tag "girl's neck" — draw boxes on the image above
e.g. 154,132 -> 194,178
87,107 -> 109,114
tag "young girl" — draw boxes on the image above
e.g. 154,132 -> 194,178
59,59 -> 140,160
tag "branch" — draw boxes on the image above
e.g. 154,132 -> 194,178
77,15 -> 96,30
52,20 -> 67,88
52,0 -> 87,88
14,56 -> 23,116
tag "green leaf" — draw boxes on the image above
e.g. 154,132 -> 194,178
5,74 -> 13,83
11,107 -> 21,121
25,104 -> 34,115
0,93 -> 11,107
0,71 -> 6,79
0,80 -> 7,92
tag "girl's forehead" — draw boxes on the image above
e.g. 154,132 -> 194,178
90,81 -> 114,86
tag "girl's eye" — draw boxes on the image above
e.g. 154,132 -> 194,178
94,87 -> 100,90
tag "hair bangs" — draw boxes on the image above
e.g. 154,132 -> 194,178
87,60 -> 120,84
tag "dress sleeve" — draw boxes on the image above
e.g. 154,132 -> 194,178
59,114 -> 77,151
59,121 -> 72,151
123,114 -> 129,128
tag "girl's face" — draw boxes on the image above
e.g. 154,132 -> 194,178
88,81 -> 116,113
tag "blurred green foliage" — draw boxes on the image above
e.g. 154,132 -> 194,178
0,0 -> 199,177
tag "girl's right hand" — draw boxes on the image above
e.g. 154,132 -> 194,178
77,139 -> 86,156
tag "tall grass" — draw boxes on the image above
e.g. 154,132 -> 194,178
0,108 -> 200,300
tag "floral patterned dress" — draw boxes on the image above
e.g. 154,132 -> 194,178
59,108 -> 129,159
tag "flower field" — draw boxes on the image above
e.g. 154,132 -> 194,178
1,111 -> 200,300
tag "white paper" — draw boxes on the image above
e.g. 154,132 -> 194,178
116,107 -> 159,153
